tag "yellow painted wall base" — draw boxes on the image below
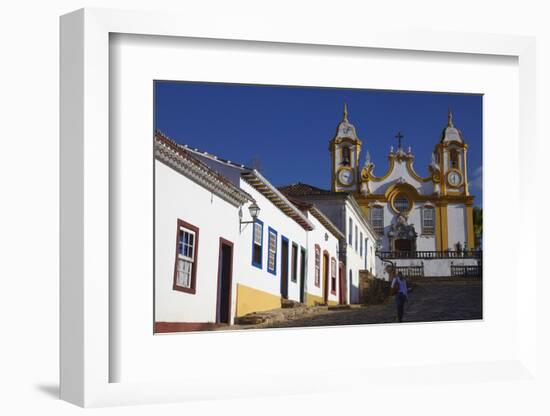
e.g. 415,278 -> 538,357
305,293 -> 324,306
235,284 -> 281,317
305,293 -> 338,306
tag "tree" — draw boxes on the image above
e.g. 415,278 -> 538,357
473,206 -> 483,248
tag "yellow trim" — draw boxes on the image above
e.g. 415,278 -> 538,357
438,203 -> 449,250
383,182 -> 419,215
235,284 -> 281,317
406,159 -> 433,183
439,146 -> 446,195
389,192 -> 413,215
463,147 -> 470,196
434,204 -> 442,251
466,204 -> 475,249
355,193 -> 474,205
330,137 -> 361,192
330,142 -> 335,191
305,293 -> 324,306
362,156 -> 395,182
360,204 -> 370,219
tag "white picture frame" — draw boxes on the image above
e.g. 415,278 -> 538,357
60,8 -> 538,408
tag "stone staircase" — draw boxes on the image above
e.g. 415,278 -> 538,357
234,299 -> 355,327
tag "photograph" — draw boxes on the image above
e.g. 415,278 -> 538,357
153,81 -> 483,333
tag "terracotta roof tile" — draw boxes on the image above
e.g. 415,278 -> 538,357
278,182 -> 338,196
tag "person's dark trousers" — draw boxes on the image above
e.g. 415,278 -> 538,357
395,293 -> 407,322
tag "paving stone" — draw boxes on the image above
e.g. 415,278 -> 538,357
253,281 -> 482,329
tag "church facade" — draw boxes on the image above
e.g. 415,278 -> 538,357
329,104 -> 476,254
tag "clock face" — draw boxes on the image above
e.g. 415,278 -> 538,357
447,170 -> 463,187
338,168 -> 353,186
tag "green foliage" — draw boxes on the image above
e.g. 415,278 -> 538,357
362,277 -> 392,305
473,206 -> 483,248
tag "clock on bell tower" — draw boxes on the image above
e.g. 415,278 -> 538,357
329,103 -> 363,192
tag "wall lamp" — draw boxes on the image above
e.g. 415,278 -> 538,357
239,202 -> 260,225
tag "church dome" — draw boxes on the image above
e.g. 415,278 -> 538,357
334,103 -> 359,140
440,109 -> 464,143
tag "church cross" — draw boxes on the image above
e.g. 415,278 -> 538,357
395,131 -> 405,149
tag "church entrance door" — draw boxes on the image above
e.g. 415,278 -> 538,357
395,239 -> 412,252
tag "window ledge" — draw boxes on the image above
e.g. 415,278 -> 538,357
172,285 -> 196,295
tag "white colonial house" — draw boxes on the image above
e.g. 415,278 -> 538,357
279,184 -> 378,303
154,133 -> 253,332
154,132 -> 346,332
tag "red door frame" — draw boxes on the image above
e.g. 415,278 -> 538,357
216,237 -> 234,324
322,250 -> 330,303
338,261 -> 346,304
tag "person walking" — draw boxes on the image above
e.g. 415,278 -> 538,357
391,271 -> 409,322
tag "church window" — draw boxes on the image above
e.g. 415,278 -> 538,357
251,219 -> 263,268
450,149 -> 459,169
393,194 -> 410,213
370,206 -> 384,234
314,245 -> 321,287
422,206 -> 435,234
341,147 -> 351,166
267,227 -> 277,274
173,219 -> 199,294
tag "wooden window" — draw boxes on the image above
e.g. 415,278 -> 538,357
348,218 -> 353,244
422,206 -> 435,234
370,206 -> 384,234
341,146 -> 351,166
394,194 -> 410,213
251,219 -> 263,268
450,149 -> 459,169
291,243 -> 298,282
267,227 -> 277,274
173,219 -> 199,294
314,244 -> 321,287
330,257 -> 337,294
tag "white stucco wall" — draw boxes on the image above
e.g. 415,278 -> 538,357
345,201 -> 377,303
372,198 -> 439,252
154,160 -> 240,324
305,213 -> 340,304
375,257 -> 479,280
447,203 -> 467,250
368,159 -> 432,195
235,180 -> 309,304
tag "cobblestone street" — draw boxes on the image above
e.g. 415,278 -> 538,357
259,280 -> 482,329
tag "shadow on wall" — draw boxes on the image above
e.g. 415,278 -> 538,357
349,274 -> 360,304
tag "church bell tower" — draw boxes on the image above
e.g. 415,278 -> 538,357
329,103 -> 362,192
434,109 -> 470,196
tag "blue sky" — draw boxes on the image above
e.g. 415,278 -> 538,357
155,81 -> 483,207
